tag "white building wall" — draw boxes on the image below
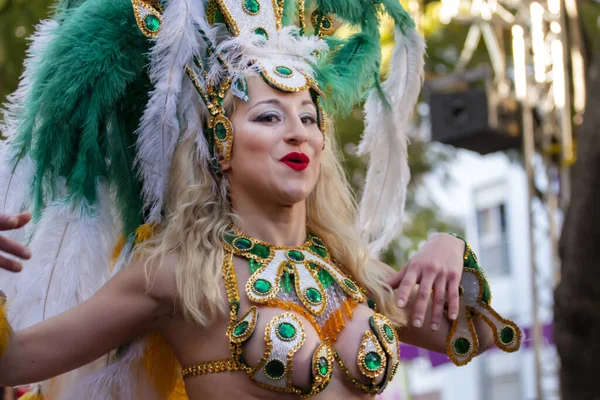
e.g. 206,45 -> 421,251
381,149 -> 557,400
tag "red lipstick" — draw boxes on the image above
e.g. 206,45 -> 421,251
280,152 -> 310,171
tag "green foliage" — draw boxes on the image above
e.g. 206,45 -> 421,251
0,0 -> 53,108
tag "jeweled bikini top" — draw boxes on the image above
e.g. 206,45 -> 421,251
181,230 -> 401,396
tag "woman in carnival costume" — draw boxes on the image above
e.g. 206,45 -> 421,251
0,0 -> 521,398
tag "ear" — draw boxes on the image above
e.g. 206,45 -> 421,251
218,156 -> 231,172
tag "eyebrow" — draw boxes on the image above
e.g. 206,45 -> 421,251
248,98 -> 316,112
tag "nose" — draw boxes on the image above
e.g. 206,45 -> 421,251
284,117 -> 309,145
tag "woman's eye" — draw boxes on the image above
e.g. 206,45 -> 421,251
255,113 -> 281,123
301,115 -> 317,125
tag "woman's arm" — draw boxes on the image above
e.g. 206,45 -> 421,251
373,234 -> 494,354
0,256 -> 177,386
393,284 -> 493,354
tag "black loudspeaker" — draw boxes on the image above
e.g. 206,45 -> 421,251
429,88 -> 522,155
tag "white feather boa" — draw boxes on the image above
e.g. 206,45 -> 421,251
135,0 -> 217,223
59,339 -> 160,400
358,28 -> 426,257
4,182 -> 116,329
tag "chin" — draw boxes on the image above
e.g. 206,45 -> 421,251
277,184 -> 312,205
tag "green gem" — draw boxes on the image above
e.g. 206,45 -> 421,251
453,338 -> 471,355
215,122 -> 228,140
500,326 -> 515,344
321,17 -> 331,29
344,279 -> 357,291
317,268 -> 335,289
367,299 -> 376,309
305,287 -> 322,304
384,324 -> 394,342
282,271 -> 293,293
250,243 -> 270,258
144,14 -> 161,32
233,321 -> 249,337
277,322 -> 296,340
232,237 -> 252,250
248,259 -> 261,273
275,66 -> 293,76
265,359 -> 285,379
243,0 -> 260,14
287,250 -> 305,262
317,357 -> 329,376
254,279 -> 272,294
254,27 -> 268,39
312,237 -> 325,246
310,245 -> 327,258
364,352 -> 381,371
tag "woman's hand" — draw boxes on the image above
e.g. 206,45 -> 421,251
388,233 -> 465,331
0,212 -> 32,272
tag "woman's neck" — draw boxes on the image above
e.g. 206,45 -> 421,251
232,197 -> 307,247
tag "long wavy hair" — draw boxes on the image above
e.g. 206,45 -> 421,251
135,90 -> 406,328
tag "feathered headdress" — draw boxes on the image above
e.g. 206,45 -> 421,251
0,0 -> 424,396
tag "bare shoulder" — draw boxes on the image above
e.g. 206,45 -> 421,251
125,253 -> 180,305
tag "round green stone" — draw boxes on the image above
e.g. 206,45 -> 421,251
500,326 -> 515,344
383,324 -> 394,342
364,352 -> 381,371
277,322 -> 296,340
321,18 -> 331,29
243,0 -> 260,14
275,66 -> 293,76
144,14 -> 161,32
344,279 -> 357,291
317,357 -> 329,376
233,321 -> 249,337
265,359 -> 285,379
215,122 -> 228,140
254,279 -> 272,294
453,337 -> 471,355
233,237 -> 252,250
254,27 -> 268,39
287,249 -> 305,262
305,287 -> 322,304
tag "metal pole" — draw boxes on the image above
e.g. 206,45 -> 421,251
513,23 -> 544,400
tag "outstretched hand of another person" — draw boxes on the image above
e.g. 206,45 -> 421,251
388,233 -> 465,331
0,212 -> 32,272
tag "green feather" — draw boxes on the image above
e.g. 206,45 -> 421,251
12,0 -> 149,236
312,0 -> 378,28
317,32 -> 381,116
378,0 -> 415,33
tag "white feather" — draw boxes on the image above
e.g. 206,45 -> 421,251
5,182 -> 116,330
358,28 -> 426,257
135,0 -> 215,223
59,339 -> 159,400
208,26 -> 327,84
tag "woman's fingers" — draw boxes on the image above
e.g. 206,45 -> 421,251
395,268 -> 417,307
429,275 -> 447,331
0,234 -> 31,260
411,272 -> 435,327
387,266 -> 407,289
0,212 -> 31,231
0,254 -> 23,272
446,271 -> 461,320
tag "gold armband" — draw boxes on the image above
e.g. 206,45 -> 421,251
0,293 -> 10,358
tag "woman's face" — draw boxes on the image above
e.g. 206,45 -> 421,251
221,77 -> 324,207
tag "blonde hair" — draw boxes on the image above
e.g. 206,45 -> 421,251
135,92 -> 406,328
